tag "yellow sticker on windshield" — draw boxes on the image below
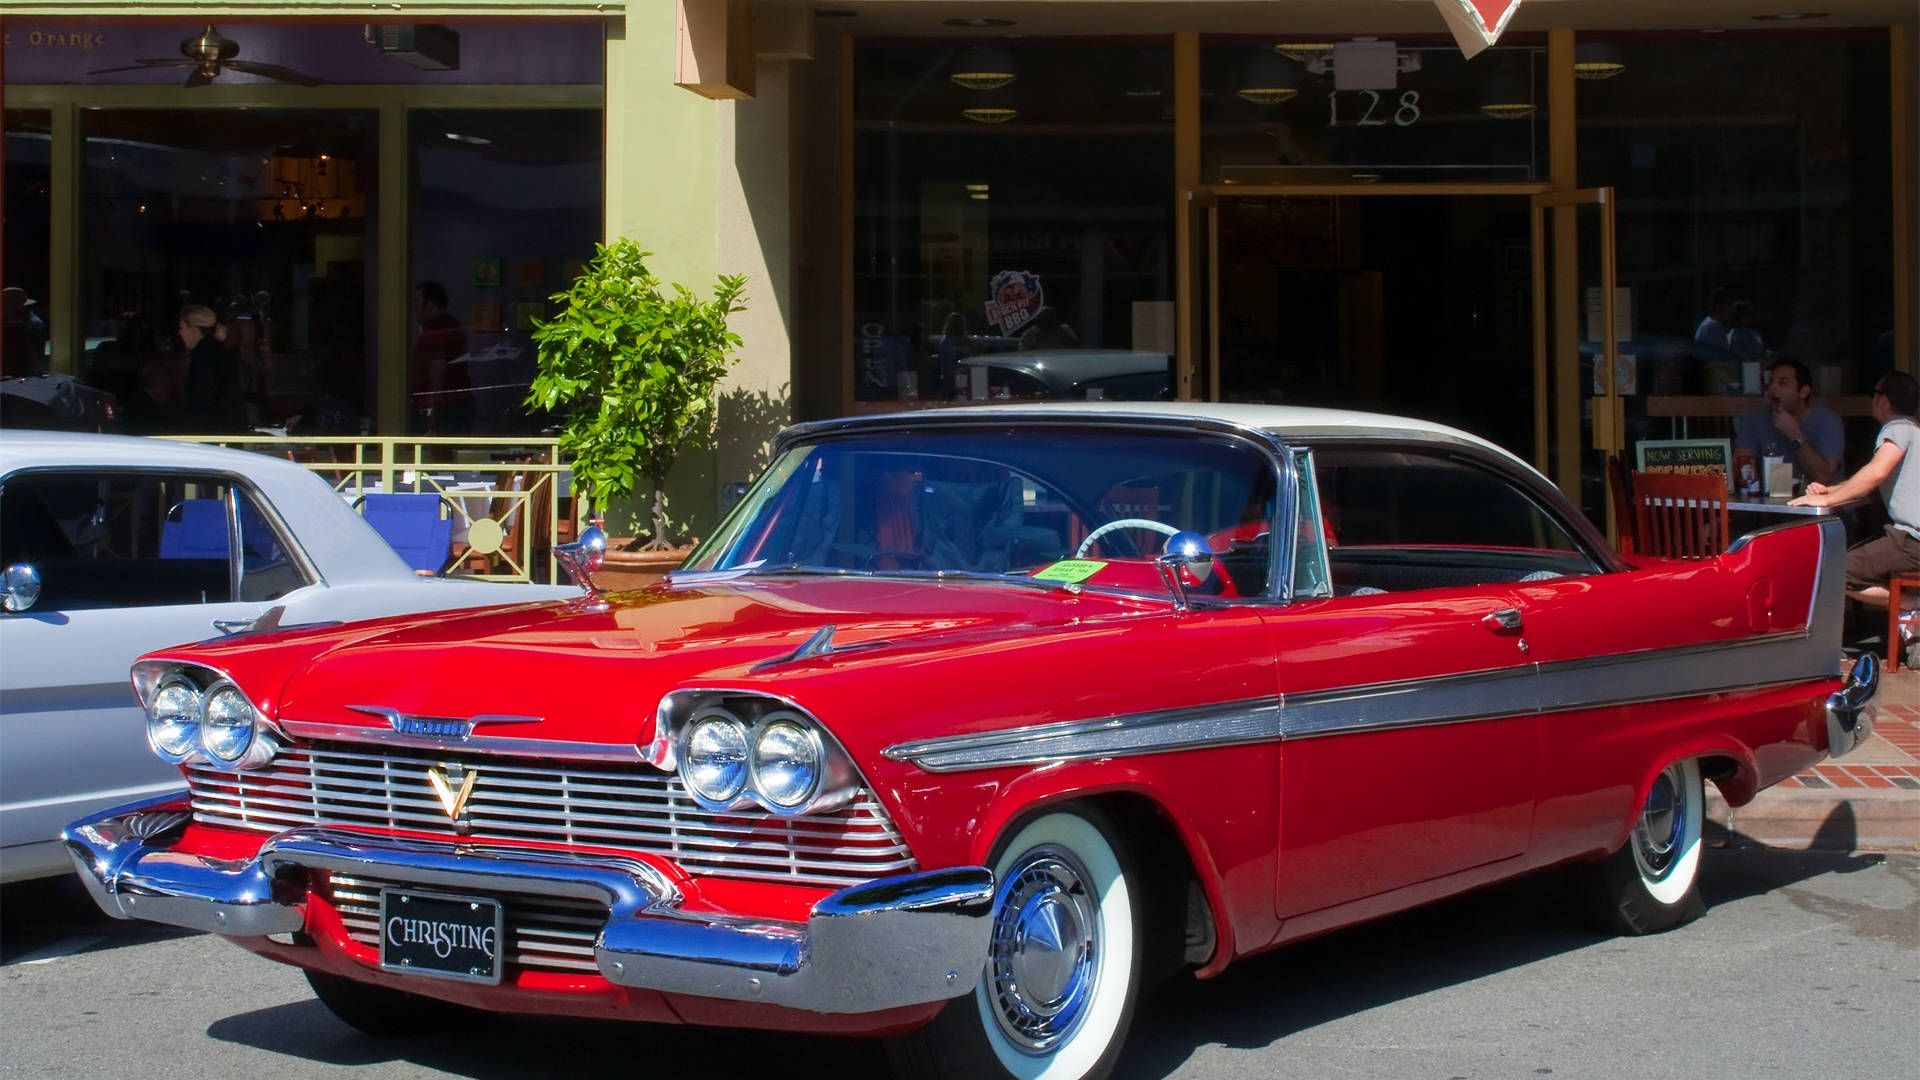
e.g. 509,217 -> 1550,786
1033,560 -> 1107,584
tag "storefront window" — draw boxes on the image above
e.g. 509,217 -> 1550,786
3,110 -> 52,376
1202,39 -> 1547,185
854,41 -> 1176,405
81,109 -> 378,435
408,109 -> 603,436
1576,33 -> 1893,404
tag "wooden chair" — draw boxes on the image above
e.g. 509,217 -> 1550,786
1606,454 -> 1637,555
1632,470 -> 1730,560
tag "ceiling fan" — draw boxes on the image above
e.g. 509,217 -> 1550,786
88,25 -> 322,87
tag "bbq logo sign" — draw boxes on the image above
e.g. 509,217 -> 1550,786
1432,0 -> 1524,57
985,270 -> 1045,336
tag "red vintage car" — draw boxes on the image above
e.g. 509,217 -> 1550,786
65,404 -> 1876,1080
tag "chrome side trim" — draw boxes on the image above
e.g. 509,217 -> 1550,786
274,720 -> 644,762
885,520 -> 1848,769
884,698 -> 1283,773
65,795 -> 991,1014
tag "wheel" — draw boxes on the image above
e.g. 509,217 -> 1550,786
1582,758 -> 1706,935
886,808 -> 1143,1080
1074,518 -> 1179,558
304,969 -> 471,1037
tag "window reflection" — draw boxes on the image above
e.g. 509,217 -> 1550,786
82,109 -> 377,435
854,42 -> 1176,406
407,109 -> 602,435
3,110 -> 52,377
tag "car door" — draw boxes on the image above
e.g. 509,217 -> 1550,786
0,469 -> 290,876
1264,445 -> 1604,920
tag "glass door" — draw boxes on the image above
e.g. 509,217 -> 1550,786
1531,187 -> 1620,534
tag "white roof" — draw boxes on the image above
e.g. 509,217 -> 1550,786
825,401 -> 1534,474
0,430 -> 418,585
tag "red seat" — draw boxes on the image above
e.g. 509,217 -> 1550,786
1888,571 -> 1920,671
1631,470 -> 1729,560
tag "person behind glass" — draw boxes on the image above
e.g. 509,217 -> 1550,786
1727,299 -> 1765,365
1733,357 -> 1842,488
410,281 -> 473,435
1694,286 -> 1735,346
178,304 -> 246,433
1792,372 -> 1920,607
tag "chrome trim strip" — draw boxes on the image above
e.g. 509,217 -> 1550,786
274,720 -> 644,762
345,705 -> 545,742
884,698 -> 1283,773
65,794 -> 991,1014
885,518 -> 1848,770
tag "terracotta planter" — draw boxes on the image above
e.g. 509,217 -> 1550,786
594,544 -> 691,590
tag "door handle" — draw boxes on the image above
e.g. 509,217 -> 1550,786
1481,608 -> 1524,635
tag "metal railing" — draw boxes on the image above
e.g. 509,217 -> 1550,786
169,436 -> 572,584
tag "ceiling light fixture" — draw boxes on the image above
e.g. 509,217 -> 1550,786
950,46 -> 1015,90
1275,42 -> 1334,63
944,17 -> 1014,28
965,183 -> 990,192
1237,51 -> 1301,106
1480,58 -> 1535,119
970,192 -> 990,200
1573,42 -> 1626,81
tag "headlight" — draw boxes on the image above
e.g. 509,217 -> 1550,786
201,683 -> 257,762
148,678 -> 202,761
751,717 -> 822,810
682,711 -> 749,803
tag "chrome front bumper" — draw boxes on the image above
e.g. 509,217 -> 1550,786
1826,652 -> 1880,759
64,794 -> 994,1014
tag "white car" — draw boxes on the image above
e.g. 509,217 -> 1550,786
0,431 -> 579,882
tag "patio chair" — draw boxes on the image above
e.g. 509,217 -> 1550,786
1632,470 -> 1729,560
356,492 -> 454,575
159,500 -> 230,560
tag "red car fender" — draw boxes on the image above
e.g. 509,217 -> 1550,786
960,759 -> 1250,979
1601,733 -> 1762,855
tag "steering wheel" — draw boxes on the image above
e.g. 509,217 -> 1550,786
1075,518 -> 1180,558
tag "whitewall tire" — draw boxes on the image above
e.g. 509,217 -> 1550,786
887,808 -> 1143,1080
1585,757 -> 1707,935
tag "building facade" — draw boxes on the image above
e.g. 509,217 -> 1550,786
3,0 -> 1917,529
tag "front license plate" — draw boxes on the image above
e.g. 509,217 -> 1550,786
378,889 -> 504,985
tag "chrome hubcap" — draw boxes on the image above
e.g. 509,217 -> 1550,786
1633,765 -> 1686,880
988,848 -> 1099,1054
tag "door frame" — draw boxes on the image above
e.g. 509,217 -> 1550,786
1529,187 -> 1620,524
1190,181 -> 1552,423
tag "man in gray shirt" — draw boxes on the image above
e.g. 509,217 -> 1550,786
1734,358 -> 1844,487
1792,371 -> 1920,607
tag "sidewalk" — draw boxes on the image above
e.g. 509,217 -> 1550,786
1705,663 -> 1920,852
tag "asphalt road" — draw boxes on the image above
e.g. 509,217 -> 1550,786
2,850 -> 1914,1080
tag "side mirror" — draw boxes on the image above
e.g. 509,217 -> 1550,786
1154,531 -> 1216,611
2,563 -> 41,614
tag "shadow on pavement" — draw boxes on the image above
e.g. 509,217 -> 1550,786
0,875 -> 194,964
207,998 -> 893,1079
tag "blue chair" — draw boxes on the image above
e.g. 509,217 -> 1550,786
358,493 -> 454,575
159,500 -> 230,560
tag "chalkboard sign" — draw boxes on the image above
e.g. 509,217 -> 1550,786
1636,438 -> 1732,488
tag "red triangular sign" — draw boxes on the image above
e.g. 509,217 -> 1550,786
1433,0 -> 1523,58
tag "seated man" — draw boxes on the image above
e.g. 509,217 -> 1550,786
1734,358 -> 1843,489
1791,371 -> 1920,609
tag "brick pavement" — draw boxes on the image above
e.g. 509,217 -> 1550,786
1706,664 -> 1920,851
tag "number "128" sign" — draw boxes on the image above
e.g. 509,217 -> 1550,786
1328,90 -> 1423,128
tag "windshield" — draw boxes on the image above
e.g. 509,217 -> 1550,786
681,426 -> 1280,598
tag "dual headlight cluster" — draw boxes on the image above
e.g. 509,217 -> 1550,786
655,695 -> 856,816
135,663 -> 275,771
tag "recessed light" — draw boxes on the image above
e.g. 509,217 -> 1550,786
970,193 -> 990,200
965,183 -> 990,192
1751,11 -> 1828,19
944,17 -> 1015,28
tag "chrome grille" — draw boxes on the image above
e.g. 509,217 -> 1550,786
186,742 -> 917,888
323,874 -> 604,974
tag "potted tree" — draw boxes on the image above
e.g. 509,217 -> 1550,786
528,239 -> 747,587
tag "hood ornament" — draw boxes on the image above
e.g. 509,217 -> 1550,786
425,764 -> 479,832
555,524 -> 609,604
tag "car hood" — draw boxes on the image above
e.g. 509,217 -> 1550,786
152,576 -> 1179,750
